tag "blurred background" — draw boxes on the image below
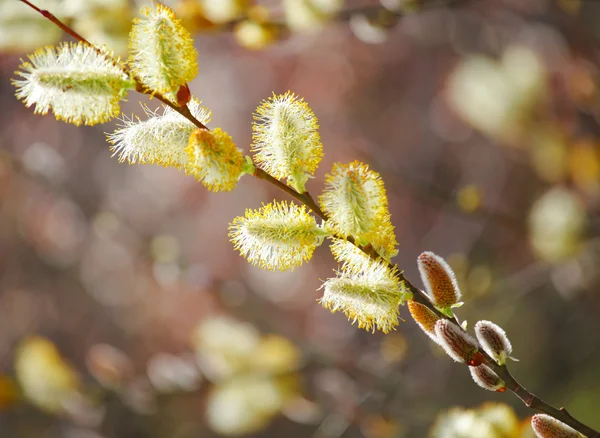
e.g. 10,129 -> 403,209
1,0 -> 600,437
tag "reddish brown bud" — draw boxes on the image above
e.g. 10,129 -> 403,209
417,252 -> 461,308
474,320 -> 513,365
177,83 -> 191,107
469,364 -> 506,392
434,320 -> 479,364
467,351 -> 485,367
407,300 -> 441,344
531,414 -> 580,438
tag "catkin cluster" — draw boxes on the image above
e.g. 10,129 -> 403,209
12,3 -> 594,437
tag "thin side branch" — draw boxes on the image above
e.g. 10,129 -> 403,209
18,0 -> 90,43
17,0 -> 210,132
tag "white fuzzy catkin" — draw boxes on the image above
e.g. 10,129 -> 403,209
434,320 -> 479,364
107,99 -> 211,168
13,42 -> 133,126
469,364 -> 506,392
531,414 -> 581,438
474,320 -> 513,365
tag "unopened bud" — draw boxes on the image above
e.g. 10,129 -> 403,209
474,320 -> 513,365
407,300 -> 441,344
434,320 -> 482,365
469,364 -> 506,392
418,252 -> 461,309
531,414 -> 581,438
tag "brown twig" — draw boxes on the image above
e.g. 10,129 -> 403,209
17,0 -> 600,435
488,358 -> 599,437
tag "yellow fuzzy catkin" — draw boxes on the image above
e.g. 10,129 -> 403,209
129,4 -> 198,95
252,92 -> 323,193
320,274 -> 402,334
321,238 -> 406,333
229,201 -> 323,271
186,128 -> 245,192
319,161 -> 397,259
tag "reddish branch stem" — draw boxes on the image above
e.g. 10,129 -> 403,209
16,0 -> 600,436
17,0 -> 209,132
18,0 -> 90,43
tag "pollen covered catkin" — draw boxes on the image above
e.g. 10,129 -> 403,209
129,4 -> 198,95
229,201 -> 323,271
252,92 -> 323,193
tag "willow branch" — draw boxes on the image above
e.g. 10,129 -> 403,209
487,357 -> 599,437
20,0 -> 599,435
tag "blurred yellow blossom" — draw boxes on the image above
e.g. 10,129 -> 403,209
569,139 -> 600,196
456,185 -> 483,213
430,402 -> 531,438
447,46 -> 546,144
252,335 -> 302,374
193,316 -> 261,381
206,374 -> 297,436
529,187 -> 587,263
15,336 -> 80,413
